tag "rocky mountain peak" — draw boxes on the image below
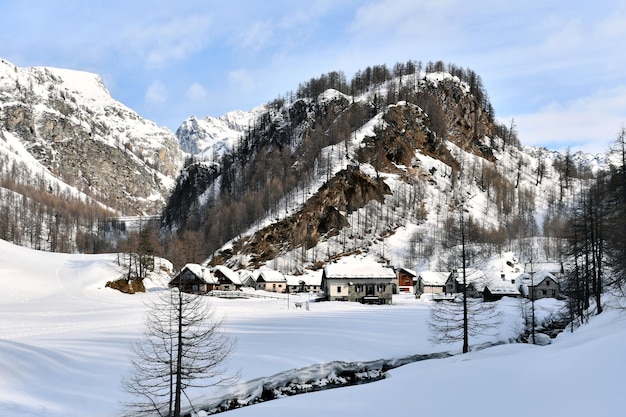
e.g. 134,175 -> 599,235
176,105 -> 267,160
0,58 -> 184,215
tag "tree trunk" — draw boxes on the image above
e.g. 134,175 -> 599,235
461,210 -> 469,354
174,290 -> 183,417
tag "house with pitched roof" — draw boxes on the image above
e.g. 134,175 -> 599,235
254,269 -> 288,293
322,262 -> 396,304
519,271 -> 560,299
212,265 -> 242,291
445,268 -> 488,298
415,271 -> 450,296
483,280 -> 521,301
168,263 -> 217,294
397,267 -> 417,293
239,270 -> 256,288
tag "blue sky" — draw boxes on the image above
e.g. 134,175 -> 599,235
1,0 -> 625,153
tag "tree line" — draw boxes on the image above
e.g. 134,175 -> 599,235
0,154 -> 119,253
562,127 -> 626,326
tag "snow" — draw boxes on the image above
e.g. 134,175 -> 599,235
1,237 -> 624,416
213,265 -> 241,285
183,263 -> 215,283
254,269 -> 287,283
418,271 -> 449,285
323,261 -> 396,279
38,67 -> 113,106
177,106 -> 267,159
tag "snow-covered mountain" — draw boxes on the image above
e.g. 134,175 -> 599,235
0,58 -> 184,215
176,106 -> 267,160
0,57 -> 185,251
165,68 -> 616,272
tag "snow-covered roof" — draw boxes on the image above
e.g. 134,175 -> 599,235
484,281 -> 521,296
286,273 -> 322,286
418,271 -> 449,286
239,270 -> 255,283
452,268 -> 487,283
398,267 -> 417,277
323,263 -> 396,280
255,269 -> 287,283
527,271 -> 558,286
213,265 -> 241,285
181,263 -> 216,284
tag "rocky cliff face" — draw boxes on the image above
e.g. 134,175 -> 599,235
216,166 -> 391,268
0,58 -> 184,215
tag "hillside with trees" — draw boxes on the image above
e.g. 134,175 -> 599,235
162,60 -> 592,274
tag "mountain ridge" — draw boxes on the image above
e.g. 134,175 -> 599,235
0,56 -> 617,263
165,65 -> 598,272
0,57 -> 184,251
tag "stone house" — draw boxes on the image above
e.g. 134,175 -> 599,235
322,262 -> 396,305
522,271 -> 560,299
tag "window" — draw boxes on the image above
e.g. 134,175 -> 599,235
377,284 -> 386,292
355,284 -> 363,292
337,286 -> 342,293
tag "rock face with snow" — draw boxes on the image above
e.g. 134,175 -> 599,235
0,58 -> 184,215
165,69 -> 611,272
176,106 -> 266,160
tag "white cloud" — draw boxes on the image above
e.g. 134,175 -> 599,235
509,86 -> 626,153
228,69 -> 255,92
233,20 -> 274,52
278,0 -> 334,29
349,0 -> 460,38
185,82 -> 208,102
130,13 -> 215,68
145,80 -> 167,105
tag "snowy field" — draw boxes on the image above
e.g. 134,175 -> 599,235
0,238 -> 624,416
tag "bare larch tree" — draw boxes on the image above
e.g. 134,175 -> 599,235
122,288 -> 237,417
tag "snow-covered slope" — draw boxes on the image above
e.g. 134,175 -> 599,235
0,237 -> 624,417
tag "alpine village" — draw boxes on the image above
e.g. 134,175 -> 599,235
1,56 -> 624,416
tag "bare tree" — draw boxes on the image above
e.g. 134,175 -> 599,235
122,288 -> 237,417
429,196 -> 500,353
429,296 -> 501,352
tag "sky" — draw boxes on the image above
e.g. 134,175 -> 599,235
1,0 -> 625,153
